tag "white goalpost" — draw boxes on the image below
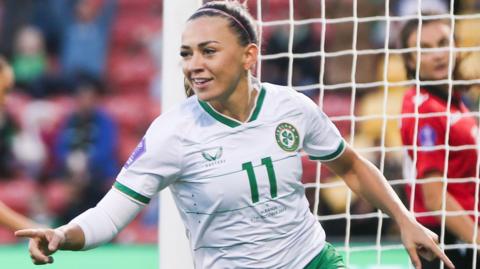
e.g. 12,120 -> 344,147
160,1 -> 480,268
160,1 -> 200,269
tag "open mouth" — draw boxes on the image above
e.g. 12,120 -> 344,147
191,78 -> 213,88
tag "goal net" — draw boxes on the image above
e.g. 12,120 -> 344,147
160,0 -> 480,268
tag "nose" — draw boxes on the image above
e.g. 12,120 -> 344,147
185,53 -> 204,73
431,46 -> 449,61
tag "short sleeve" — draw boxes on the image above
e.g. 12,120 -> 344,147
415,116 -> 446,178
299,94 -> 346,162
114,116 -> 183,204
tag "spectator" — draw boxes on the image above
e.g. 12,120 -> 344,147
61,0 -> 116,82
11,25 -> 49,97
55,77 -> 118,222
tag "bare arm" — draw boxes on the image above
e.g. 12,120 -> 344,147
421,171 -> 479,244
324,144 -> 454,269
325,145 -> 415,225
0,202 -> 38,231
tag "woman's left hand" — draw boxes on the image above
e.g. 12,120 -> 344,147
400,218 -> 455,269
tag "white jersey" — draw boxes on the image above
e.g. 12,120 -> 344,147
115,83 -> 345,269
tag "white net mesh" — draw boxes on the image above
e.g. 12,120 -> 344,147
244,0 -> 480,268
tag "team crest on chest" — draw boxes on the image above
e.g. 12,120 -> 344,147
275,123 -> 299,152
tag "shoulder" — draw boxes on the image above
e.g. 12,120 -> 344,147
261,82 -> 316,110
146,96 -> 205,139
402,87 -> 445,114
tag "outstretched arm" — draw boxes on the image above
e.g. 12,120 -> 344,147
0,202 -> 38,231
15,188 -> 144,265
323,144 -> 455,269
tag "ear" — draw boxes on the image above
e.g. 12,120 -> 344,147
406,53 -> 417,72
242,44 -> 259,71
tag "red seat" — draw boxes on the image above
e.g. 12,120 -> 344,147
42,180 -> 72,216
301,155 -> 335,184
103,93 -> 158,132
322,93 -> 352,137
117,0 -> 159,12
111,14 -> 161,49
118,131 -> 142,165
0,178 -> 36,215
3,92 -> 31,127
107,51 -> 157,92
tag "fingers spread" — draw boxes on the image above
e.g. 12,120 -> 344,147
406,247 -> 421,269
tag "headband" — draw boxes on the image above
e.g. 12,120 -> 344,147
196,7 -> 253,43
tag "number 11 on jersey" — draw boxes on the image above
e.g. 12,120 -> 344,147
242,157 -> 278,203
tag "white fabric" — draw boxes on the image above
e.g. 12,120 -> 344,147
116,83 -> 345,268
70,188 -> 144,250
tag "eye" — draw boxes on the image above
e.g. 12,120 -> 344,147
438,38 -> 450,47
203,48 -> 216,55
180,50 -> 191,58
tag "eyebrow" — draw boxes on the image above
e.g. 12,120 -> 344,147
419,37 -> 450,48
181,40 -> 220,49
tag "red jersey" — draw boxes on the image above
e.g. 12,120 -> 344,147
401,86 -> 479,227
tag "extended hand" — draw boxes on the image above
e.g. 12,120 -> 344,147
15,228 -> 66,265
401,220 -> 455,269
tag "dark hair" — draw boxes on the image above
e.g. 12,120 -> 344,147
74,74 -> 105,96
189,1 -> 258,46
184,1 -> 258,97
399,15 -> 452,79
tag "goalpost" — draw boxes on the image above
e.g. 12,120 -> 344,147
160,1 -> 480,268
159,1 -> 200,269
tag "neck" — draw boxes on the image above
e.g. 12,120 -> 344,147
209,76 -> 257,123
422,84 -> 462,107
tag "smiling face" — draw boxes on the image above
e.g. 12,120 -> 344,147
406,21 -> 454,81
181,16 -> 256,102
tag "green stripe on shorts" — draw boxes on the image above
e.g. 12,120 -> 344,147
304,242 -> 346,269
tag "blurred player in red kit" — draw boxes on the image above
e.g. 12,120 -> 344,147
400,15 -> 480,269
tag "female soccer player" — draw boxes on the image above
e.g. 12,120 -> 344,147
400,16 -> 479,269
17,2 -> 454,268
0,57 -> 39,231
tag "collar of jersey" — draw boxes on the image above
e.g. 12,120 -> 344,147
198,86 -> 266,128
422,85 -> 462,108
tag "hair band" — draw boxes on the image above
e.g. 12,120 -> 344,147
195,7 -> 252,43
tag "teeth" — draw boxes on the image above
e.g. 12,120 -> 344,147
192,78 -> 210,83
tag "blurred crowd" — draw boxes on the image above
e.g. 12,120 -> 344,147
0,0 -> 479,243
0,0 -> 161,243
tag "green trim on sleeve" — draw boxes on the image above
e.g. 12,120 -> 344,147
113,181 -> 151,204
309,140 -> 346,161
